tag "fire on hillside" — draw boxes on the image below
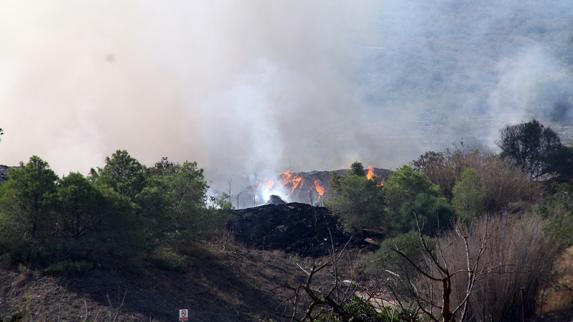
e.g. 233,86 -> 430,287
234,167 -> 391,209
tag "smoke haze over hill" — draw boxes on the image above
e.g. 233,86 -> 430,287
0,0 -> 572,189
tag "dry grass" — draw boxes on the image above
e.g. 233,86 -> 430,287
538,246 -> 573,315
414,149 -> 540,211
424,215 -> 557,321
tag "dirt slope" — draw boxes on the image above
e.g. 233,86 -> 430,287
0,245 -> 306,322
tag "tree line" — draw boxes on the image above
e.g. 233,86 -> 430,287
0,150 -> 229,271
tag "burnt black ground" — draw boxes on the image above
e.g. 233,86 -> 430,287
229,202 -> 350,257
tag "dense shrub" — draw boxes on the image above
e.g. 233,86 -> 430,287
326,164 -> 386,233
451,168 -> 485,220
535,183 -> 573,247
149,247 -> 189,272
44,260 -> 94,275
384,166 -> 454,235
363,231 -> 432,277
316,296 -> 411,322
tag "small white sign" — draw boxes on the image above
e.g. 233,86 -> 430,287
179,309 -> 189,321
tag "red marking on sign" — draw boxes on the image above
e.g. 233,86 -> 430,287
179,309 -> 189,321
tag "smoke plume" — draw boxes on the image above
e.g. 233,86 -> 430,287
0,0 -> 572,189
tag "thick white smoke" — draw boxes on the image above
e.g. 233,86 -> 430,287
0,0 -> 572,191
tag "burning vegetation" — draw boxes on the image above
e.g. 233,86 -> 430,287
234,167 -> 391,208
313,179 -> 326,198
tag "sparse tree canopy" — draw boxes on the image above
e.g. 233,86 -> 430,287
350,161 -> 366,177
412,151 -> 454,198
547,145 -> 573,181
499,119 -> 563,180
97,150 -> 147,199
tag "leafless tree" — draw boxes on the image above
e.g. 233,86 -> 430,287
280,214 -> 555,322
386,215 -> 556,322
280,237 -> 365,322
386,214 -> 488,322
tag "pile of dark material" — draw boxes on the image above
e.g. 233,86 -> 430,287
228,202 -> 350,257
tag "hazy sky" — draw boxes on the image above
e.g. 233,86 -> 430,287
0,1 -> 572,189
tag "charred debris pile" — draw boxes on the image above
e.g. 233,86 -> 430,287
228,202 -> 351,257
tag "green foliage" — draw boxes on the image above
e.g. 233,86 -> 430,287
151,160 -> 211,242
499,119 -> 567,180
96,150 -> 147,199
0,157 -> 146,269
452,168 -> 485,220
413,149 -> 539,213
547,145 -> 573,181
350,161 -> 366,176
209,193 -> 234,210
149,247 -> 188,272
0,152 -> 218,271
83,184 -> 145,268
364,231 -> 431,276
384,166 -> 454,235
344,297 -> 404,322
136,176 -> 171,249
44,260 -> 94,275
4,312 -> 24,322
0,156 -> 58,262
536,183 -> 573,247
54,173 -> 106,242
326,169 -> 386,233
316,296 -> 412,322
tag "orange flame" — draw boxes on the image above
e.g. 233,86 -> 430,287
281,170 -> 305,193
314,179 -> 326,197
266,180 -> 275,190
367,166 -> 376,181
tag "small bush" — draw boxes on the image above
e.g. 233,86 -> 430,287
384,166 -> 454,235
149,247 -> 188,272
363,231 -> 432,277
536,183 -> 573,247
452,168 -> 485,220
44,260 -> 94,275
316,296 -> 408,322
